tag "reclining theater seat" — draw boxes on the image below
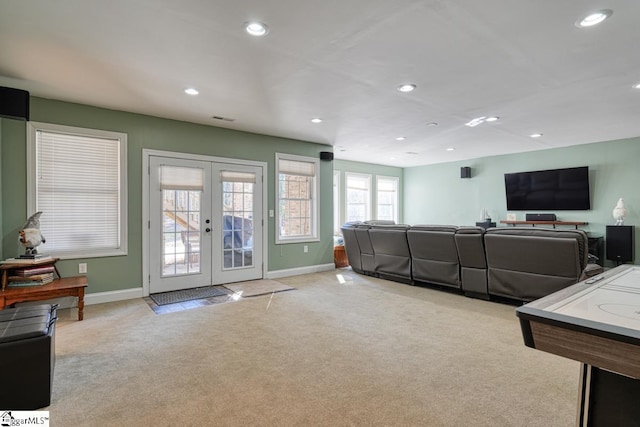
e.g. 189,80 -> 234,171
407,225 -> 460,289
454,227 -> 489,299
354,224 -> 376,275
484,227 -> 589,302
368,224 -> 412,283
340,222 -> 363,274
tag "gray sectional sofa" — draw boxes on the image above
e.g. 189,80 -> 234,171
341,222 -> 601,302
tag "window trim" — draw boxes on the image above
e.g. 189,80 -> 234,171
333,170 -> 340,235
345,172 -> 372,223
376,175 -> 399,223
275,153 -> 320,244
27,121 -> 128,259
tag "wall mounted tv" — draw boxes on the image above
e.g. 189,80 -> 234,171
504,166 -> 591,211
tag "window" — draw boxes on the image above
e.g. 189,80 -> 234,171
376,176 -> 399,222
276,153 -> 319,243
333,170 -> 340,234
27,122 -> 128,258
345,173 -> 371,222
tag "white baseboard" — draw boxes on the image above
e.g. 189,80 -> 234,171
85,287 -> 144,305
19,265 -> 333,310
23,287 -> 144,309
266,263 -> 335,279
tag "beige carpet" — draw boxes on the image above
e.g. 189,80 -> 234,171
224,279 -> 295,297
48,270 -> 579,426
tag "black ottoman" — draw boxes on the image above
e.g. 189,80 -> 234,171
0,304 -> 57,409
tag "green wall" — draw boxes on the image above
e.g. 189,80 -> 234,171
333,159 -> 404,227
1,98 -> 334,294
404,138 -> 640,265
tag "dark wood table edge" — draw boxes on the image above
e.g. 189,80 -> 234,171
0,276 -> 88,320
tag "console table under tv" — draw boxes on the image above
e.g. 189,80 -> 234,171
516,265 -> 640,426
500,220 -> 587,229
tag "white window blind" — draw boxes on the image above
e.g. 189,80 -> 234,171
221,170 -> 256,183
29,123 -> 127,258
278,159 -> 315,177
160,165 -> 204,190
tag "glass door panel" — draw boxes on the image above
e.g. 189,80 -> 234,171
213,165 -> 263,284
149,157 -> 212,293
161,189 -> 201,276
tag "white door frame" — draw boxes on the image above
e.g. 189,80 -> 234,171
142,149 -> 268,297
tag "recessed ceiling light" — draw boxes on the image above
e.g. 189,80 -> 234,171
576,9 -> 612,28
446,147 -> 455,151
529,133 -> 543,138
633,83 -> 640,89
184,88 -> 199,95
396,137 -> 406,141
245,21 -> 269,36
311,118 -> 323,123
397,84 -> 416,93
465,117 -> 486,127
485,116 -> 499,122
425,122 -> 438,126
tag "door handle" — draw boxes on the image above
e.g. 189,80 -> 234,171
205,228 -> 211,233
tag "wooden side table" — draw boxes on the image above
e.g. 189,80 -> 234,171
0,257 -> 61,291
0,258 -> 88,320
0,277 -> 88,320
334,246 -> 349,268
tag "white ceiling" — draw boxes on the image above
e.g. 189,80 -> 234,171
1,1 -> 639,167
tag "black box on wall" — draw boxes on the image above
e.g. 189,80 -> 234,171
0,86 -> 30,121
320,151 -> 334,161
460,166 -> 471,178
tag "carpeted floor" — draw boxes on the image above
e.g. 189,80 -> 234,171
149,285 -> 230,305
224,279 -> 295,297
49,269 -> 579,426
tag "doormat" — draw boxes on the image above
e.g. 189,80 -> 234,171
223,279 -> 295,297
150,285 -> 230,306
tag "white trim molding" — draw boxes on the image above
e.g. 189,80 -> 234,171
266,263 -> 335,280
85,288 -> 145,305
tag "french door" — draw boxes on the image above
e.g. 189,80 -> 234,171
149,155 -> 263,293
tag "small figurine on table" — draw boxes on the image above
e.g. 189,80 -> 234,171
18,211 -> 46,258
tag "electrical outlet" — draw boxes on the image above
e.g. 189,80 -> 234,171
303,245 -> 308,253
269,209 -> 274,218
79,263 -> 87,274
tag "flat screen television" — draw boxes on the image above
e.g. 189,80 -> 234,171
504,166 -> 590,211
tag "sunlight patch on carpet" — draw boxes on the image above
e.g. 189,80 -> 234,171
224,279 -> 295,297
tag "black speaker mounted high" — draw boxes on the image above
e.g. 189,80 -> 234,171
460,166 -> 471,178
320,151 -> 334,161
0,86 -> 30,121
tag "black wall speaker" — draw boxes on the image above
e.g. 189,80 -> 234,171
0,86 -> 30,121
525,213 -> 557,221
606,225 -> 634,262
320,151 -> 334,161
460,166 -> 471,178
